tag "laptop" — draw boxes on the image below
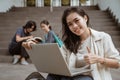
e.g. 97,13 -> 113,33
26,43 -> 92,77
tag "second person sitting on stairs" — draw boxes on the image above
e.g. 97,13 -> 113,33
9,20 -> 37,65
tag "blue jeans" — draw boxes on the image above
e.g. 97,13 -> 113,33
46,74 -> 93,80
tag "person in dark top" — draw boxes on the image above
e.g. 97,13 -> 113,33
9,20 -> 37,65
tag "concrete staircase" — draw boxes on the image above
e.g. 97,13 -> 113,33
0,6 -> 120,80
87,10 -> 120,47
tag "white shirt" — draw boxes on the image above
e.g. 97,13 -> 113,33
62,28 -> 120,80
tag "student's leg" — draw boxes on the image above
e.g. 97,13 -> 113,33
9,42 -> 21,56
11,41 -> 29,60
9,43 -> 21,64
21,46 -> 29,59
20,46 -> 29,65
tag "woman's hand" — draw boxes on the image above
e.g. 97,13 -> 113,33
84,47 -> 100,64
22,41 -> 36,50
84,47 -> 119,68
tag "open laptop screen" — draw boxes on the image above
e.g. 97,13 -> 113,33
26,43 -> 92,76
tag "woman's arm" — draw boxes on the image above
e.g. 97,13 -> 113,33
98,57 -> 119,68
16,35 -> 33,42
84,51 -> 119,68
15,28 -> 33,42
84,47 -> 119,69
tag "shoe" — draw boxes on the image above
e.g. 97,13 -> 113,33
21,60 -> 29,65
12,55 -> 20,64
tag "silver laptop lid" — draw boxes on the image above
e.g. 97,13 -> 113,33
27,43 -> 71,76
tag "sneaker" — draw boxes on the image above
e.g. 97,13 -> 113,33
21,60 -> 29,65
12,55 -> 20,64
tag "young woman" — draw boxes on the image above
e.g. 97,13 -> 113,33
9,20 -> 37,65
40,20 -> 56,43
56,7 -> 120,80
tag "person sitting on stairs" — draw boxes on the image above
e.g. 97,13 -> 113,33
9,20 -> 37,65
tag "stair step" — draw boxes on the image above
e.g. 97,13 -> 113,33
90,19 -> 114,22
0,36 -> 13,41
87,11 -> 109,15
10,7 -> 51,12
0,55 -> 32,63
88,13 -> 109,16
111,36 -> 120,40
10,6 -> 99,12
91,23 -> 116,26
92,26 -> 119,31
0,55 -> 12,63
80,6 -> 99,10
0,24 -> 22,27
90,16 -> 112,19
0,32 -> 15,37
113,41 -> 120,48
0,41 -> 10,48
86,10 -> 107,13
100,31 -> 120,35
0,48 -> 9,55
0,27 -> 18,31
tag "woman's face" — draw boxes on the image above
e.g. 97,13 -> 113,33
66,12 -> 88,36
40,23 -> 50,33
26,26 -> 35,33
